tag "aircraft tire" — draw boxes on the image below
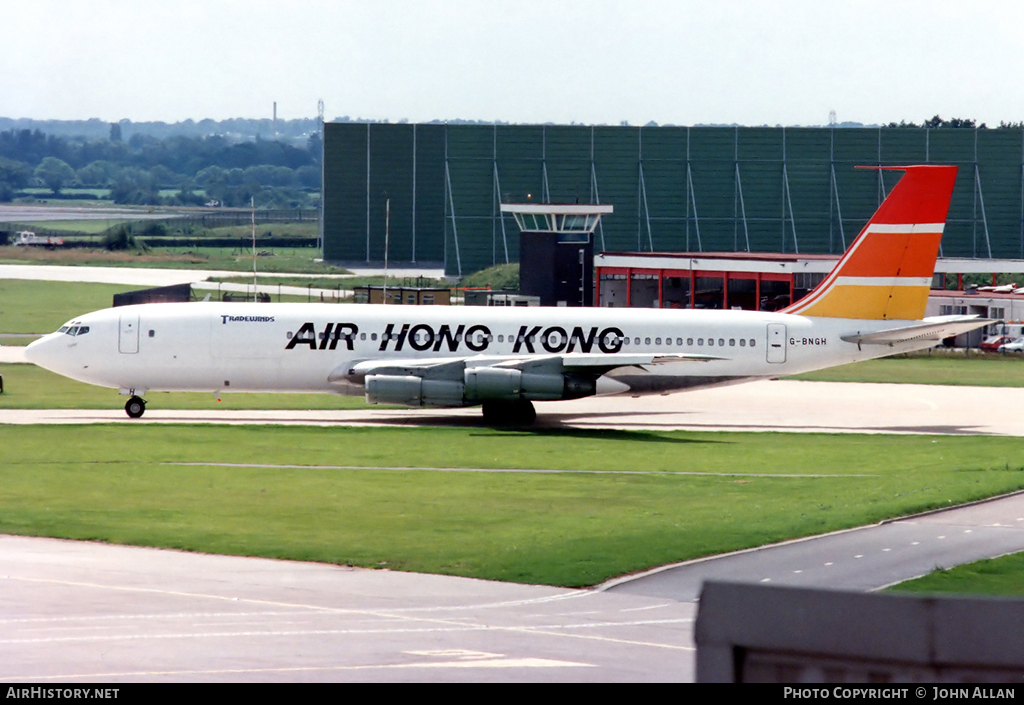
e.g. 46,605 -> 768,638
481,399 -> 536,426
125,396 -> 146,419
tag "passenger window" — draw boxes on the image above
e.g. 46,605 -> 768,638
371,333 -> 378,341
729,339 -> 735,346
634,337 -> 640,345
718,339 -> 725,347
750,339 -> 756,347
676,338 -> 683,346
708,338 -> 714,347
698,338 -> 704,346
360,333 -> 366,341
687,338 -> 693,346
644,337 -> 651,346
147,330 -> 153,337
740,339 -> 746,347
655,338 -> 661,346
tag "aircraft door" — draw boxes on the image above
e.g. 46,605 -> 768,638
119,314 -> 139,354
766,323 -> 786,363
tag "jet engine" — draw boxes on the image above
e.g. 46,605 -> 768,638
363,364 -> 597,408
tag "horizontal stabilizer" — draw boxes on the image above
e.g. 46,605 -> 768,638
840,315 -> 991,347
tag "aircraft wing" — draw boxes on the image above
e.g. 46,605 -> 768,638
840,315 -> 992,347
330,352 -> 724,384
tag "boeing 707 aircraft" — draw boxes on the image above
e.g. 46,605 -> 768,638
26,165 -> 988,424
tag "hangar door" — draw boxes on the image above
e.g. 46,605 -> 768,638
119,314 -> 139,354
766,324 -> 786,364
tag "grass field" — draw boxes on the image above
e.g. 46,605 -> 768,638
0,280 -> 146,336
889,550 -> 1024,596
791,352 -> 1024,387
0,363 -> 374,410
1,423 -> 1022,587
15,219 -> 136,234
209,273 -> 445,290
0,244 -> 337,273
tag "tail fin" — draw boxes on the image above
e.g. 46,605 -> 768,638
784,165 -> 958,320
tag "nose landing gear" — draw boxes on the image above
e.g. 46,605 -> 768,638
125,396 -> 146,419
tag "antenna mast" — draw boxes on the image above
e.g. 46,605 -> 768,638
383,198 -> 390,304
251,195 -> 258,301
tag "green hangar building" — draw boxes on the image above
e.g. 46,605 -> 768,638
322,122 -> 1024,277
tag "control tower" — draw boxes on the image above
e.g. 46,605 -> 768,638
500,204 -> 613,307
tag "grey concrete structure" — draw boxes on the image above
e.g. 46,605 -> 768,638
696,582 -> 1024,682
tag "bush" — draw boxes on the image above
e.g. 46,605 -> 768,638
459,263 -> 520,290
139,221 -> 168,238
101,225 -> 149,252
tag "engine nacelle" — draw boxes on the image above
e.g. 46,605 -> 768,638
365,367 -> 597,407
464,367 -> 594,402
365,375 -> 465,407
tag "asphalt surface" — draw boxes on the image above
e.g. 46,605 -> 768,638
1,378 -> 1022,436
0,535 -> 695,683
0,263 -> 446,303
0,205 -> 177,223
605,492 -> 1024,602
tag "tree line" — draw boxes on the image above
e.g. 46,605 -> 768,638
0,128 -> 322,208
885,115 -> 1024,129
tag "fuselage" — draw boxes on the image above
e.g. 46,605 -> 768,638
26,301 -> 935,403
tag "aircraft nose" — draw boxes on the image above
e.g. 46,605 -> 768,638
24,334 -> 66,373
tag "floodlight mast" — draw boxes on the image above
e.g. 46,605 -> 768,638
251,196 -> 257,301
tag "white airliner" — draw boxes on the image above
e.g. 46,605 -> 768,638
26,165 -> 988,424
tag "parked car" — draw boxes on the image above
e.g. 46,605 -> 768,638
980,335 -> 1014,352
997,337 -> 1024,354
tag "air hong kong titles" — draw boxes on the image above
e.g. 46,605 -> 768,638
285,322 -> 626,354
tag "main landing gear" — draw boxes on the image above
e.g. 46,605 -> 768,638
481,399 -> 537,426
124,395 -> 146,419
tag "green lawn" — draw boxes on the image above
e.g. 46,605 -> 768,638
209,274 -> 444,290
17,219 -> 135,234
1,424 -> 1022,586
788,353 -> 1024,387
0,280 -> 146,336
0,363 -> 374,410
0,244 -> 336,273
890,550 -> 1024,596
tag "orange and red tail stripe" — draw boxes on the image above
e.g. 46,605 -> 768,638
784,165 -> 958,320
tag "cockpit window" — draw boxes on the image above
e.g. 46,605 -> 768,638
58,322 -> 89,336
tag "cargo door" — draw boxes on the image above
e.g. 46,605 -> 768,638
119,314 -> 139,354
766,323 -> 786,364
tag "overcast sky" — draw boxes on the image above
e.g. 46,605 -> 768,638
2,0 -> 1021,127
